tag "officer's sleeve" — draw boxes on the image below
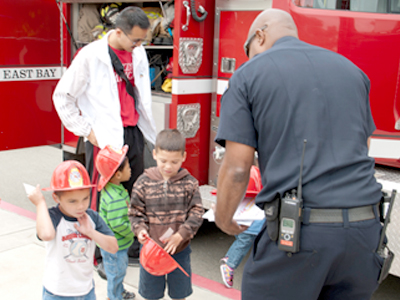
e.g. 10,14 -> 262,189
366,98 -> 376,137
362,73 -> 376,136
215,71 -> 257,149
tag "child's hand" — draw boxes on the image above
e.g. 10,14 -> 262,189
28,185 -> 46,207
74,213 -> 93,237
138,230 -> 149,244
163,232 -> 183,255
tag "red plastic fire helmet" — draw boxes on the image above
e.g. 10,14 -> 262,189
96,145 -> 129,191
211,165 -> 262,197
140,238 -> 189,277
42,160 -> 95,191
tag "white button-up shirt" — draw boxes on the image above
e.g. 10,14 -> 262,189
53,30 -> 156,149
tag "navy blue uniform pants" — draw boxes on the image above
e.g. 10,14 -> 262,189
242,214 -> 383,300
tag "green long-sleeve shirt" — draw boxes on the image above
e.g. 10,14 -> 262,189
99,182 -> 134,250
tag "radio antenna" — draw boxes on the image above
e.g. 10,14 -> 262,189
297,139 -> 307,201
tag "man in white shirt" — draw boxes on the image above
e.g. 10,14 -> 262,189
53,6 -> 156,197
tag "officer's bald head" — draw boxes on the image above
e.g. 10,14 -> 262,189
245,9 -> 298,59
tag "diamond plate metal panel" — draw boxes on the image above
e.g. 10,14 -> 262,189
376,166 -> 400,277
386,193 -> 400,277
199,185 -> 216,210
177,103 -> 200,138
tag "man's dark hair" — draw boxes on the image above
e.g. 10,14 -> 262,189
115,6 -> 150,32
155,129 -> 186,153
117,156 -> 129,173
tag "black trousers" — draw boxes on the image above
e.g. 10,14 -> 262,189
86,126 -> 144,260
121,125 -> 145,196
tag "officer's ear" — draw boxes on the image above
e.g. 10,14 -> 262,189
256,28 -> 267,47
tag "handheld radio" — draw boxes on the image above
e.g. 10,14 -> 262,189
278,139 -> 307,253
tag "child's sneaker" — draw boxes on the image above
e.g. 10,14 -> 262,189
220,256 -> 228,264
220,263 -> 234,288
122,290 -> 135,299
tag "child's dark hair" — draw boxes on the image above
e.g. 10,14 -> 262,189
117,157 -> 129,172
155,129 -> 186,153
54,191 -> 64,198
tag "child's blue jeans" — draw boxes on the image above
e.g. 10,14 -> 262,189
42,286 -> 96,299
100,247 -> 129,300
226,232 -> 257,269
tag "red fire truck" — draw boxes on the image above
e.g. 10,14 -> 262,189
1,0 -> 400,276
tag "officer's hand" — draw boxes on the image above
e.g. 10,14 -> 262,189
264,197 -> 280,241
216,218 -> 248,236
87,130 -> 99,148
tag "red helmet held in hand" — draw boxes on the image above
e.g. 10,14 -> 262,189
140,237 -> 189,277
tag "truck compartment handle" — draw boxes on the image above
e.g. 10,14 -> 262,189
182,1 -> 191,31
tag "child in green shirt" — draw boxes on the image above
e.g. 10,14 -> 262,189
96,145 -> 135,300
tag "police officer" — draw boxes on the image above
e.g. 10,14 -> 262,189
214,8 -> 383,300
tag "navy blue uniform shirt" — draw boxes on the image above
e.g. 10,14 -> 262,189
215,36 -> 382,208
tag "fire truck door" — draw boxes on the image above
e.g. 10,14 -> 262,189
0,0 -> 62,151
208,0 -> 271,186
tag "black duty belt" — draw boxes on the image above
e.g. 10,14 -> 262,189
302,205 -> 377,224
